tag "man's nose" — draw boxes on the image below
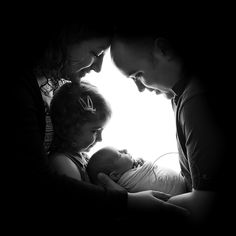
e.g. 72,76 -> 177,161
135,80 -> 146,92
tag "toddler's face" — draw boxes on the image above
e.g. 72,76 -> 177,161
76,119 -> 107,152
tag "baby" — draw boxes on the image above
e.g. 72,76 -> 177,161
86,146 -> 186,196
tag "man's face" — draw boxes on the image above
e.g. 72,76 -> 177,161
110,40 -> 178,98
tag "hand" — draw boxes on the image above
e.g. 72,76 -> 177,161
97,173 -> 127,192
151,190 -> 172,201
136,157 -> 145,166
128,190 -> 190,216
127,190 -> 167,211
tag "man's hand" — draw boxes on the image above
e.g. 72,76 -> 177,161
98,172 -> 189,220
128,190 -> 190,217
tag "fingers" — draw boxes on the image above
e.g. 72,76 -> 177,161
152,191 -> 172,201
119,149 -> 128,154
97,173 -> 110,187
97,173 -> 126,192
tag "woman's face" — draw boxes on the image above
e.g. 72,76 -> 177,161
63,38 -> 110,82
75,119 -> 107,152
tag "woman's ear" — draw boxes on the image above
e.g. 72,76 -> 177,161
109,171 -> 120,181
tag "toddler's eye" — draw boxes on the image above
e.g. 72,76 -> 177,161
92,128 -> 102,135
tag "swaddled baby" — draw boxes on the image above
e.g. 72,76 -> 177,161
86,146 -> 186,195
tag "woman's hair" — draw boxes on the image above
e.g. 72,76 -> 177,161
33,20 -> 114,84
17,17 -> 114,89
49,81 -> 112,153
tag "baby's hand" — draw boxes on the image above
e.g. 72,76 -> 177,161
133,158 -> 145,168
137,158 -> 145,165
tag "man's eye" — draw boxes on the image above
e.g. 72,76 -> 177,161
130,76 -> 137,82
136,72 -> 143,79
130,72 -> 143,81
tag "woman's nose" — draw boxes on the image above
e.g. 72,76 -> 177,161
91,54 -> 104,73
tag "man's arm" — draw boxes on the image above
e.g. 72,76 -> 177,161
167,189 -> 216,223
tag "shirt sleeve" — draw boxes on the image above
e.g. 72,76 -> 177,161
179,94 -> 225,191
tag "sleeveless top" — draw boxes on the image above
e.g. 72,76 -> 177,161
64,152 -> 90,182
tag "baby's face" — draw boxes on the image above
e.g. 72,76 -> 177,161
109,148 -> 134,175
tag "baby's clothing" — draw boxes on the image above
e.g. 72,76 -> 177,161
117,162 -> 186,195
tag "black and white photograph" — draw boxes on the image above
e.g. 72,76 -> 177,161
6,4 -> 233,234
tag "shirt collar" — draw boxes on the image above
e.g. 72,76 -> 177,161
172,78 -> 189,104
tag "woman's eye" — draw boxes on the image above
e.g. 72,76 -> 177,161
92,51 -> 104,58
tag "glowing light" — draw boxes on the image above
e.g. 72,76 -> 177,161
83,49 -> 179,171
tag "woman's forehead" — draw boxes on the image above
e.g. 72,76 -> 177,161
70,37 -> 110,51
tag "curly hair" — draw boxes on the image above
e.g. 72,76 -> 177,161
49,81 -> 112,153
33,21 -> 114,85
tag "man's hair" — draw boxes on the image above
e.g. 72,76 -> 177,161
111,19 -> 216,79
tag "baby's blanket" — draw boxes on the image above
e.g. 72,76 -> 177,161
117,162 -> 186,195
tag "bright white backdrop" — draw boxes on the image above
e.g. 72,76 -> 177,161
83,49 -> 179,171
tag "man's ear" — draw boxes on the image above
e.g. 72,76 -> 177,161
109,171 -> 120,181
153,37 -> 172,58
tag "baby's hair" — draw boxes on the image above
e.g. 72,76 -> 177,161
49,81 -> 111,153
87,147 -> 116,184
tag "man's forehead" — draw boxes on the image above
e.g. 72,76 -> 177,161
111,42 -> 138,76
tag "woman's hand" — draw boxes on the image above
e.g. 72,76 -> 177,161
97,173 -> 126,192
98,173 -> 171,201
